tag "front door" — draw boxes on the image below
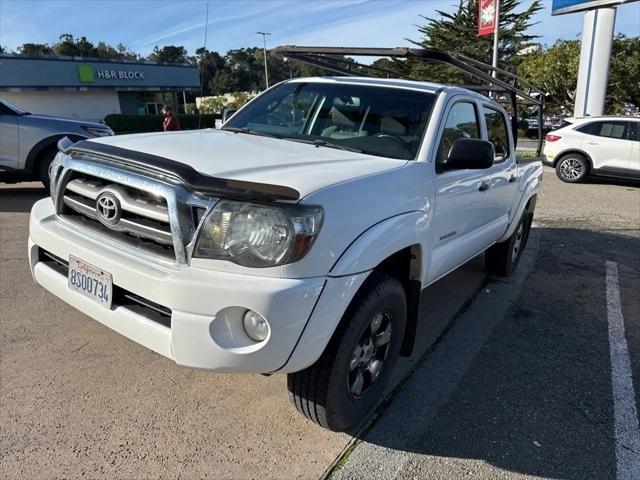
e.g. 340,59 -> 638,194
0,103 -> 20,170
427,99 -> 495,283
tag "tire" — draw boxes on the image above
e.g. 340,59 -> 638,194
556,153 -> 589,183
37,147 -> 57,192
485,212 -> 532,277
287,272 -> 407,432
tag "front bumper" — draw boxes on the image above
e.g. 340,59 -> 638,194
29,198 -> 338,373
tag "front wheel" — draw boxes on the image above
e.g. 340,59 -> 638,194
37,148 -> 57,192
287,272 -> 407,431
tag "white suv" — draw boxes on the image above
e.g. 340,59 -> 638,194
543,116 -> 640,182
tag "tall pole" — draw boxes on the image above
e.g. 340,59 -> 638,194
491,0 -> 500,79
257,31 -> 271,89
199,2 -> 209,128
574,7 -> 616,116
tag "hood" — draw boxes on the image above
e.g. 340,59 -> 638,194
88,129 -> 407,199
27,113 -> 108,128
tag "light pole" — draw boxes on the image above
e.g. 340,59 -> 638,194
257,31 -> 271,89
491,0 -> 499,79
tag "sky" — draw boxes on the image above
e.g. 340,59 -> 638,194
0,0 -> 639,57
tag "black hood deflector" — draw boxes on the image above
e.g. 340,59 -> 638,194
59,138 -> 301,202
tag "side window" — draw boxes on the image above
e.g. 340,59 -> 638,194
482,107 -> 510,160
578,121 -> 628,140
0,103 -> 15,115
576,122 -> 599,135
437,102 -> 480,165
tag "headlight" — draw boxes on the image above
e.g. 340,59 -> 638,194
81,126 -> 114,137
48,152 -> 64,201
194,200 -> 323,267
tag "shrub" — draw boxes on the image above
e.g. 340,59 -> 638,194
104,114 -> 221,134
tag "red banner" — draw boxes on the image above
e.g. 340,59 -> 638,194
478,0 -> 497,36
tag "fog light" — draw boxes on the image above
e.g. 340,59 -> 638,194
243,310 -> 269,342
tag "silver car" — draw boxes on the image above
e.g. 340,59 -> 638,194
0,98 -> 113,190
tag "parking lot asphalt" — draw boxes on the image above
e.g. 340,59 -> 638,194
1,168 -> 638,480
332,169 -> 640,480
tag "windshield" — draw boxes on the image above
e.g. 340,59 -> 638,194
224,82 -> 437,160
0,98 -> 28,115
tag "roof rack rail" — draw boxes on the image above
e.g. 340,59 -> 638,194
274,45 -> 546,156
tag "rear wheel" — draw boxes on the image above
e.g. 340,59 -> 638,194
37,147 -> 57,192
485,212 -> 532,277
287,272 -> 406,431
556,154 -> 589,183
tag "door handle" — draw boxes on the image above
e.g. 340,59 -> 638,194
586,142 -> 599,145
479,181 -> 490,192
509,175 -> 517,183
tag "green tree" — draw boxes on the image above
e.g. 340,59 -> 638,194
517,39 -> 579,110
74,36 -> 97,57
95,41 -> 137,60
609,35 -> 640,107
52,34 -> 97,57
196,48 -> 225,95
115,43 -> 139,60
17,36 -> 137,60
519,35 -> 640,113
409,0 -> 543,83
148,45 -> 189,63
18,43 -> 52,56
227,91 -> 252,109
198,96 -> 227,114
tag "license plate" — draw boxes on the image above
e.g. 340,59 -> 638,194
68,256 -> 112,308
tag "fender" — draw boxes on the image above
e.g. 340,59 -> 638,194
497,163 -> 542,243
552,148 -> 594,168
25,134 -> 87,172
330,211 -> 430,277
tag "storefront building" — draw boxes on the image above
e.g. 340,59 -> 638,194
0,54 -> 200,121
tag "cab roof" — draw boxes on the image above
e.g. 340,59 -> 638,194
287,76 -> 494,103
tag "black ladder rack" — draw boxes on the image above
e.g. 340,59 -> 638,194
274,45 -> 546,156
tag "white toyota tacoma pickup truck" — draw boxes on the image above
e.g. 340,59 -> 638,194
29,54 -> 543,431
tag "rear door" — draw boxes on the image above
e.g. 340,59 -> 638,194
577,120 -> 632,171
0,102 -> 20,170
427,98 -> 495,283
481,105 -> 518,229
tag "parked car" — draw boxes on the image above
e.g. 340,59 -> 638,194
0,98 -> 113,190
28,75 -> 542,431
543,116 -> 640,182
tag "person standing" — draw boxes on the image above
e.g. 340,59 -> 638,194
162,105 -> 181,131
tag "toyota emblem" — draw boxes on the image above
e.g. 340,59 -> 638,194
96,192 -> 121,226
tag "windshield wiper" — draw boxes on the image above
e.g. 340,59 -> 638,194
224,128 -> 365,154
311,139 -> 364,153
282,136 -> 363,154
223,127 -> 283,139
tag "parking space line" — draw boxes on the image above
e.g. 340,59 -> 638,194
605,261 -> 640,480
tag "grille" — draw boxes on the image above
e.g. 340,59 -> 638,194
60,172 -> 176,261
51,155 -> 217,265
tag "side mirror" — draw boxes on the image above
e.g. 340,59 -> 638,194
446,138 -> 494,170
222,109 -> 238,123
